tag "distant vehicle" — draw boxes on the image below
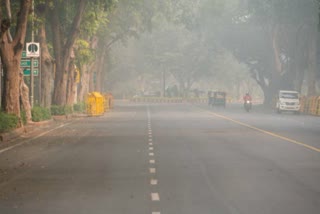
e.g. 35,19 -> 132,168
211,91 -> 226,108
276,90 -> 300,114
244,100 -> 252,112
142,91 -> 160,97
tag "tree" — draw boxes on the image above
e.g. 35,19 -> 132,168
198,0 -> 319,104
0,0 -> 32,122
91,0 -> 167,95
246,0 -> 319,97
50,0 -> 87,106
36,0 -> 54,108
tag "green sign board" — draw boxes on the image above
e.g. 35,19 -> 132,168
20,59 -> 38,67
23,69 -> 39,76
22,51 -> 27,58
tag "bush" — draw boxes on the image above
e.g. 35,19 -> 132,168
31,106 -> 52,122
50,105 -> 73,115
73,102 -> 85,112
0,112 -> 19,133
21,110 -> 27,125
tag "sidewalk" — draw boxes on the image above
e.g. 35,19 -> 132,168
0,114 -> 86,149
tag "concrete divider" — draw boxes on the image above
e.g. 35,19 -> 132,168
130,97 -> 207,103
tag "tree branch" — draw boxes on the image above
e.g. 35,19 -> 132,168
13,0 -> 31,51
64,0 -> 87,59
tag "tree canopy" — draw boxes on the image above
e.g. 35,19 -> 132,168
1,0 -> 320,117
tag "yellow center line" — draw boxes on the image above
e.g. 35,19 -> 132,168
201,108 -> 320,153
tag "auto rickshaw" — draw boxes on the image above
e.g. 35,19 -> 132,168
212,91 -> 226,108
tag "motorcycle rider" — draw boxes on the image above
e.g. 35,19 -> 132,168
243,92 -> 252,103
243,92 -> 252,111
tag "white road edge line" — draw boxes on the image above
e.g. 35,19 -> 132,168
0,123 -> 73,154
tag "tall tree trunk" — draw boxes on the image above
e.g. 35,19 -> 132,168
95,39 -> 106,92
38,22 -> 53,108
78,36 -> 99,99
78,64 -> 90,102
261,24 -> 285,106
0,0 -> 31,118
20,72 -> 32,123
291,25 -> 305,92
307,27 -> 318,96
95,65 -> 102,92
272,25 -> 283,75
89,71 -> 95,92
1,51 -> 21,116
51,0 -> 87,106
50,5 -> 65,105
66,61 -> 77,105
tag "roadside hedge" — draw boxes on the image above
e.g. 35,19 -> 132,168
1,104 -> 84,133
73,102 -> 86,113
31,106 -> 52,122
0,112 -> 19,133
50,105 -> 73,115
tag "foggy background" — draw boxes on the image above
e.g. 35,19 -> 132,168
103,0 -> 320,105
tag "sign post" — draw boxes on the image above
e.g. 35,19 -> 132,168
25,42 -> 40,107
31,57 -> 34,107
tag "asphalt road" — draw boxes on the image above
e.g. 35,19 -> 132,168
0,101 -> 320,214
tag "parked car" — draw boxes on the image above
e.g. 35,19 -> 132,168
276,90 -> 300,114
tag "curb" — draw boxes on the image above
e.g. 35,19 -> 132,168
0,127 -> 26,143
0,113 -> 87,144
0,119 -> 55,144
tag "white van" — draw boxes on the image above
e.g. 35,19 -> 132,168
276,90 -> 300,114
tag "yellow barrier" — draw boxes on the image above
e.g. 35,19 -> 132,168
86,92 -> 105,116
308,96 -> 318,115
316,96 -> 320,116
299,96 -> 307,113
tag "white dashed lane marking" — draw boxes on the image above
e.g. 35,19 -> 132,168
149,160 -> 155,164
147,106 -> 161,214
151,193 -> 160,201
150,168 -> 156,173
151,179 -> 158,185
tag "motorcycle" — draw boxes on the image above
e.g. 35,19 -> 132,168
244,100 -> 252,112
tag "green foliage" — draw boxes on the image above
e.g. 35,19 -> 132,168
73,102 -> 86,112
248,0 -> 318,25
50,105 -> 73,115
0,112 -> 19,133
31,106 -> 52,122
20,110 -> 27,125
75,39 -> 95,66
